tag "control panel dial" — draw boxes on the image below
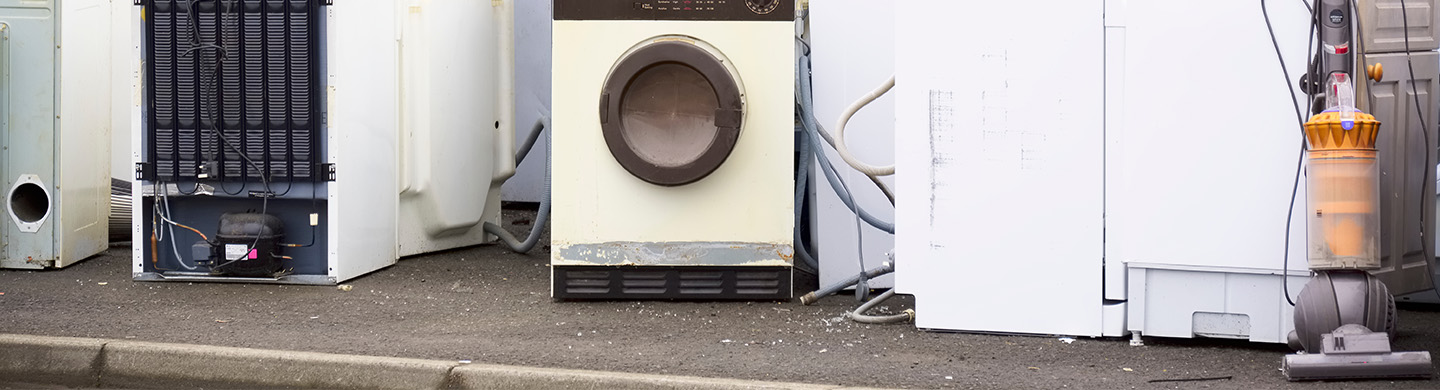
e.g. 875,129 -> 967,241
746,0 -> 778,14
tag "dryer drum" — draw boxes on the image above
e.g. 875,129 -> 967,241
600,40 -> 744,186
143,0 -> 321,182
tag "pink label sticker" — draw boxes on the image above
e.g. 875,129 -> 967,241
248,249 -> 258,260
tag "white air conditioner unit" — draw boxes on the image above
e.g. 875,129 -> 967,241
1,0 -> 112,269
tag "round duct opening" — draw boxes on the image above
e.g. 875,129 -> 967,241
10,182 -> 50,223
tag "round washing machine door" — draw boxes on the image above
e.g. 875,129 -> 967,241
600,36 -> 745,186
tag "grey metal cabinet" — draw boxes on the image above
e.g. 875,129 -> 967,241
0,0 -> 111,269
1366,51 -> 1440,296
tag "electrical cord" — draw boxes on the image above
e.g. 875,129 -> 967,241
1281,144 -> 1306,308
280,227 -> 318,248
1398,0 -> 1432,265
174,181 -> 202,196
279,182 -> 321,249
218,178 -> 246,196
1262,0 -> 1319,306
181,0 -> 271,271
1262,0 -> 1311,126
279,176 -> 323,249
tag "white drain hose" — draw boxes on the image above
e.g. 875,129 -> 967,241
832,75 -> 896,177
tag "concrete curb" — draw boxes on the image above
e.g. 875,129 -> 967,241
0,334 -> 104,388
0,334 -> 887,390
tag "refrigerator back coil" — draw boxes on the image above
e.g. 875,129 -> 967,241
145,0 -> 321,182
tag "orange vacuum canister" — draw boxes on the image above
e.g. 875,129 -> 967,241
1303,109 -> 1380,270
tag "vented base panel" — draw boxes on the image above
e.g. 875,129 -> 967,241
553,266 -> 792,300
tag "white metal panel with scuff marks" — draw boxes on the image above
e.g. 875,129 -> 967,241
895,0 -> 1105,336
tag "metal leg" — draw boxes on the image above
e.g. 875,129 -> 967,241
1130,332 -> 1144,347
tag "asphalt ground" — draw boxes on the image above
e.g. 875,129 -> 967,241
3,207 -> 1440,389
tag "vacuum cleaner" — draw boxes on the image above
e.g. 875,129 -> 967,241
1282,0 -> 1433,381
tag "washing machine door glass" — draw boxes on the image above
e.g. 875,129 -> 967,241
602,39 -> 743,186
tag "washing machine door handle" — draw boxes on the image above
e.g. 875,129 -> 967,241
714,107 -> 743,129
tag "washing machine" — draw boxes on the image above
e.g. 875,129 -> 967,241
551,0 -> 795,299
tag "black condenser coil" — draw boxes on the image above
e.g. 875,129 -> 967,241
145,0 -> 321,182
210,212 -> 285,277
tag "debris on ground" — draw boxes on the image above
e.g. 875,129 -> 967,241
1148,376 -> 1233,383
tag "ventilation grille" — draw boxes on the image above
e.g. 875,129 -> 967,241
145,0 -> 320,182
554,266 -> 792,300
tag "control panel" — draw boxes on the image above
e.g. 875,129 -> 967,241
554,0 -> 793,21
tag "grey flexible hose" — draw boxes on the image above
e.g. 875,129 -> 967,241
793,124 -> 820,273
796,39 -> 894,205
797,55 -> 894,235
515,116 -> 549,166
791,39 -> 887,272
846,288 -> 914,324
800,261 -> 894,305
792,42 -> 820,273
808,124 -> 894,234
485,117 -> 550,254
812,123 -> 895,205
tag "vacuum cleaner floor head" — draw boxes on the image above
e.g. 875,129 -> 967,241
1283,327 -> 1433,381
1284,351 -> 1432,381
